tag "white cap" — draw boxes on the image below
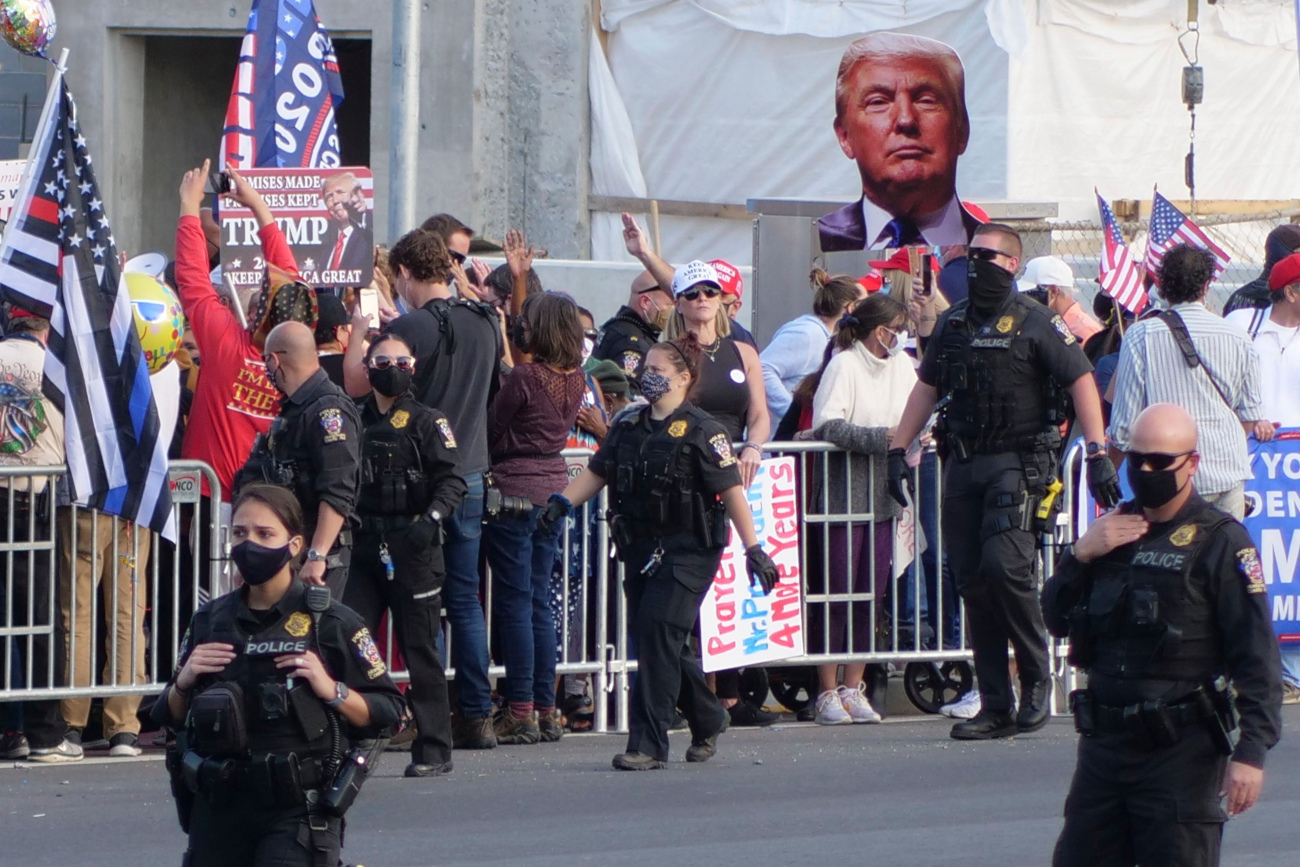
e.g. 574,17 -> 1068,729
1017,256 -> 1074,292
670,260 -> 723,297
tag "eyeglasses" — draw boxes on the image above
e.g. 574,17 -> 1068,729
678,286 -> 721,302
968,247 -> 1006,262
369,354 -> 415,371
583,329 -> 599,341
1125,450 -> 1195,472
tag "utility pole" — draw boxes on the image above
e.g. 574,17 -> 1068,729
389,0 -> 421,239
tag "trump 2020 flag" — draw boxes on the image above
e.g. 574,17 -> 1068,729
220,0 -> 345,169
0,79 -> 174,538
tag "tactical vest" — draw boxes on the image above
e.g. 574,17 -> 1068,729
1077,505 -> 1232,682
240,416 -> 312,509
198,598 -> 333,756
358,425 -> 430,517
938,296 -> 1066,450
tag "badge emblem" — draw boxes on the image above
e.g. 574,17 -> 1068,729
284,612 -> 312,638
1235,548 -> 1266,594
1051,315 -> 1077,345
668,420 -> 688,438
319,408 -> 347,443
436,417 -> 458,449
621,350 -> 641,374
391,409 -> 410,430
351,627 -> 388,679
996,316 -> 1014,334
709,432 -> 737,467
1170,524 -> 1197,547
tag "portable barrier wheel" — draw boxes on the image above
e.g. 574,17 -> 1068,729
766,666 -> 817,714
739,666 -> 770,709
903,661 -> 973,714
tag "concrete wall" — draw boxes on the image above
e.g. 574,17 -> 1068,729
0,42 -> 48,160
41,0 -> 589,258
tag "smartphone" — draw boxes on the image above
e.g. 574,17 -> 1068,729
206,171 -> 233,195
920,252 -> 933,297
358,288 -> 380,331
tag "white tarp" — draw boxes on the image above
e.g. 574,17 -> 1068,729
589,0 -> 1300,265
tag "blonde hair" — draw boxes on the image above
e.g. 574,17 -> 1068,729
885,268 -> 950,330
664,307 -> 731,342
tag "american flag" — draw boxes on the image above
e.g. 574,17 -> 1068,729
1144,190 -> 1230,283
0,79 -> 173,538
1095,192 -> 1147,315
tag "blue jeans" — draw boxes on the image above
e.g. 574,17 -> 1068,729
909,450 -> 960,649
1281,645 -> 1300,689
443,473 -> 493,718
483,505 -> 563,708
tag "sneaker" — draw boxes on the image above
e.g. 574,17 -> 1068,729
838,683 -> 883,724
452,716 -> 497,750
612,751 -> 666,771
726,700 -> 778,727
684,733 -> 719,763
28,738 -> 84,763
1283,683 -> 1300,706
493,710 -> 541,745
814,689 -> 852,726
940,690 -> 981,720
950,710 -> 1017,741
385,727 -> 417,751
107,733 -> 143,757
668,710 -> 690,732
0,731 -> 29,760
538,708 -> 564,743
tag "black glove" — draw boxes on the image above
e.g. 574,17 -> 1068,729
745,545 -> 779,595
406,516 -> 440,549
1087,453 -> 1121,510
886,448 -> 911,507
534,494 -> 572,539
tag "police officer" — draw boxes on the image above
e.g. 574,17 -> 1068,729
593,270 -> 675,384
1042,404 -> 1282,867
154,484 -> 406,867
236,321 -> 362,597
539,337 -> 779,770
887,223 -> 1121,740
344,334 -> 466,778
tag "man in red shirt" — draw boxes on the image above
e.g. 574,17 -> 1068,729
175,160 -> 306,523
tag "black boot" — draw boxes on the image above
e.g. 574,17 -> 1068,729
950,709 -> 1017,740
1016,679 -> 1051,733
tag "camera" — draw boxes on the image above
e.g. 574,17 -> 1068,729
208,170 -> 234,195
483,475 -> 532,523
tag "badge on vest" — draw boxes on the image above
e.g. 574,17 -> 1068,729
320,408 -> 347,443
1236,548 -> 1267,594
351,627 -> 387,679
668,420 -> 688,438
436,417 -> 457,449
996,315 -> 1014,334
390,409 -> 410,430
1170,524 -> 1197,547
284,611 -> 312,638
709,433 -> 737,468
1051,315 -> 1077,345
246,639 -> 308,655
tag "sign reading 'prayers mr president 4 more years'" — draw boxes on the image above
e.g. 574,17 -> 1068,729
699,457 -> 804,673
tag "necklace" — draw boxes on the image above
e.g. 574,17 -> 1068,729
700,338 -> 722,362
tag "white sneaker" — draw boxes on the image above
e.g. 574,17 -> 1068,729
108,733 -> 142,757
838,683 -> 883,724
28,738 -> 84,763
814,689 -> 852,725
940,690 -> 981,720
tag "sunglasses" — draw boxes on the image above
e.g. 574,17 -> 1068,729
678,286 -> 721,302
583,329 -> 599,341
261,351 -> 281,368
1125,450 -> 1195,472
449,250 -> 467,265
968,247 -> 1006,262
369,354 -> 415,371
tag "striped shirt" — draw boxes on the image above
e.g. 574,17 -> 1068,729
1108,302 -> 1262,495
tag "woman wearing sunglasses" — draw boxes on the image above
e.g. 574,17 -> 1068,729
343,335 -> 467,778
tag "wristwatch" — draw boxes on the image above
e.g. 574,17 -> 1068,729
325,681 -> 349,709
1086,442 -> 1107,458
306,548 -> 327,563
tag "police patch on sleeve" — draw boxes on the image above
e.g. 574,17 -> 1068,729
621,350 -> 641,374
436,417 -> 458,449
351,627 -> 387,679
1050,315 -> 1077,345
1236,548 -> 1267,594
709,432 -> 737,468
320,408 -> 347,443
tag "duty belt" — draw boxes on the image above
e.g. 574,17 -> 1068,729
358,514 -> 421,535
1070,687 -> 1220,751
183,751 -> 329,808
1091,696 -> 1208,732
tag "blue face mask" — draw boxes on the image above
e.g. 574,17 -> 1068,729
638,369 -> 673,405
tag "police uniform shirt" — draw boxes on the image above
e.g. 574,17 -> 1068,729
166,580 -> 406,737
1044,495 -> 1283,769
358,392 -> 467,520
918,294 -> 1092,393
271,368 -> 362,523
593,306 -> 659,380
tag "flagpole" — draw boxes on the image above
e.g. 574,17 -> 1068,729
0,48 -> 69,253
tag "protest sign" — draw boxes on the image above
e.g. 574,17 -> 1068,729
0,159 -> 28,226
1244,430 -> 1300,643
217,167 -> 374,289
699,457 -> 804,673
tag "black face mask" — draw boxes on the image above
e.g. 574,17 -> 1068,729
509,318 -> 529,352
368,366 -> 412,398
231,540 -> 294,586
1126,463 -> 1187,510
967,257 -> 1015,316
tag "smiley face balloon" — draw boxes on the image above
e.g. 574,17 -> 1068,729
0,0 -> 57,58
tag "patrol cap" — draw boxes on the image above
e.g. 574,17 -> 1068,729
1268,251 -> 1300,291
670,260 -> 722,298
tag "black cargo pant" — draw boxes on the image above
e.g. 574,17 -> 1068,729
1053,725 -> 1228,866
344,521 -> 451,766
941,451 -> 1051,713
185,800 -> 341,867
622,543 -> 727,762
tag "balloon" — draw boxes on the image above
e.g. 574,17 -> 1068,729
0,0 -> 56,57
125,272 -> 184,375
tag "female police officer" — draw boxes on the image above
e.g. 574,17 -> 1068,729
154,484 -> 405,867
538,336 -> 780,770
344,334 -> 466,779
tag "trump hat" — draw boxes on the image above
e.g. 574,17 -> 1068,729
708,259 -> 744,300
671,260 -> 723,297
1268,251 -> 1300,292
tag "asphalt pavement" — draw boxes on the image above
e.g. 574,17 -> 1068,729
3,708 -> 1297,867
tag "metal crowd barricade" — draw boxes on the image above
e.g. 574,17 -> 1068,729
1049,439 -> 1090,712
0,460 -> 223,702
